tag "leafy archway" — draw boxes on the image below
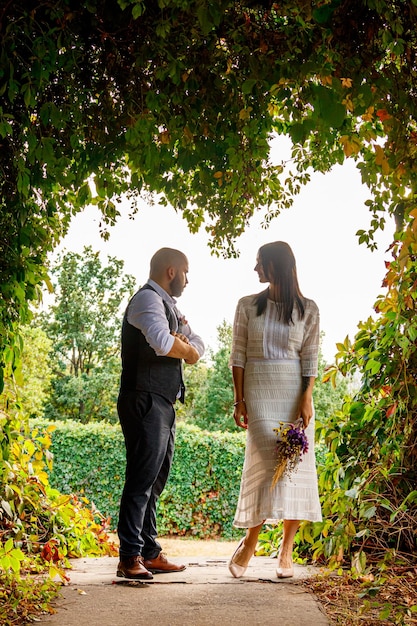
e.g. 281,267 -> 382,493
0,1 -> 416,616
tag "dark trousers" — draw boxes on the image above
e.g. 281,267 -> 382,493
117,390 -> 175,560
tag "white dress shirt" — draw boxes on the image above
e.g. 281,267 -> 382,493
127,279 -> 205,358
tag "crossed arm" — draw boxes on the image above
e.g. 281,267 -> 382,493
166,334 -> 200,364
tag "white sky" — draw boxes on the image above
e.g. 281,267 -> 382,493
57,141 -> 394,363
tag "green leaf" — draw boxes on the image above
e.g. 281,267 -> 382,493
378,606 -> 392,620
4,537 -> 14,552
362,506 -> 376,519
0,120 -> 12,137
345,488 -> 358,499
132,2 -> 145,19
196,4 -> 213,35
312,4 -> 337,24
242,79 -> 257,94
1,500 -> 14,519
313,85 -> 346,128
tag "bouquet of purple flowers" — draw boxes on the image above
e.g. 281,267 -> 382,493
271,418 -> 309,488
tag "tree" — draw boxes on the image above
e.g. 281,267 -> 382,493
313,332 -> 350,427
175,360 -> 208,422
190,320 -> 234,431
40,246 -> 135,375
42,359 -> 121,423
38,246 -> 136,421
17,326 -> 53,419
0,325 -> 53,419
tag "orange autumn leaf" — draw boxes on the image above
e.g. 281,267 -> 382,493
213,171 -> 223,186
374,144 -> 391,174
340,135 -> 362,156
361,106 -> 374,122
159,130 -> 170,144
320,75 -> 333,86
376,109 -> 391,121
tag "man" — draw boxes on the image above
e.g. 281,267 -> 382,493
116,247 -> 205,580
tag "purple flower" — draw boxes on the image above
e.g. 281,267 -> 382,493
271,419 -> 309,487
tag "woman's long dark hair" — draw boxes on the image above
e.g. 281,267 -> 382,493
254,241 -> 305,323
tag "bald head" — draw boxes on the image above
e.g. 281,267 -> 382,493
149,248 -> 189,297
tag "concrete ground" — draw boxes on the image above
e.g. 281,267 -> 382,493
37,552 -> 330,626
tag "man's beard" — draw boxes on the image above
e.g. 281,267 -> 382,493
170,274 -> 184,297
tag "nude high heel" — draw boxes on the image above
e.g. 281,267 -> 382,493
276,563 -> 294,578
228,538 -> 248,578
276,546 -> 294,579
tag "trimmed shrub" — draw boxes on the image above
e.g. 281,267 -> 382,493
31,419 -> 245,539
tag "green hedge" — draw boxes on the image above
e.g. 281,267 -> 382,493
31,419 -> 246,540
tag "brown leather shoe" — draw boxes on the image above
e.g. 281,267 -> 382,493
143,552 -> 186,574
116,555 -> 153,580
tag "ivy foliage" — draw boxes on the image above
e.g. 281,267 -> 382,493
0,414 -> 116,625
315,231 -> 417,570
0,417 -> 117,558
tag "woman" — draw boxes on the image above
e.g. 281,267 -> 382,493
228,241 -> 322,579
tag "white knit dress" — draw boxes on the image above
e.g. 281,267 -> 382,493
230,294 -> 322,528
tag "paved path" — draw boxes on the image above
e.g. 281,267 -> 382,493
38,555 -> 330,626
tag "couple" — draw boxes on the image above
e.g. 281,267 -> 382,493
116,243 -> 322,582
